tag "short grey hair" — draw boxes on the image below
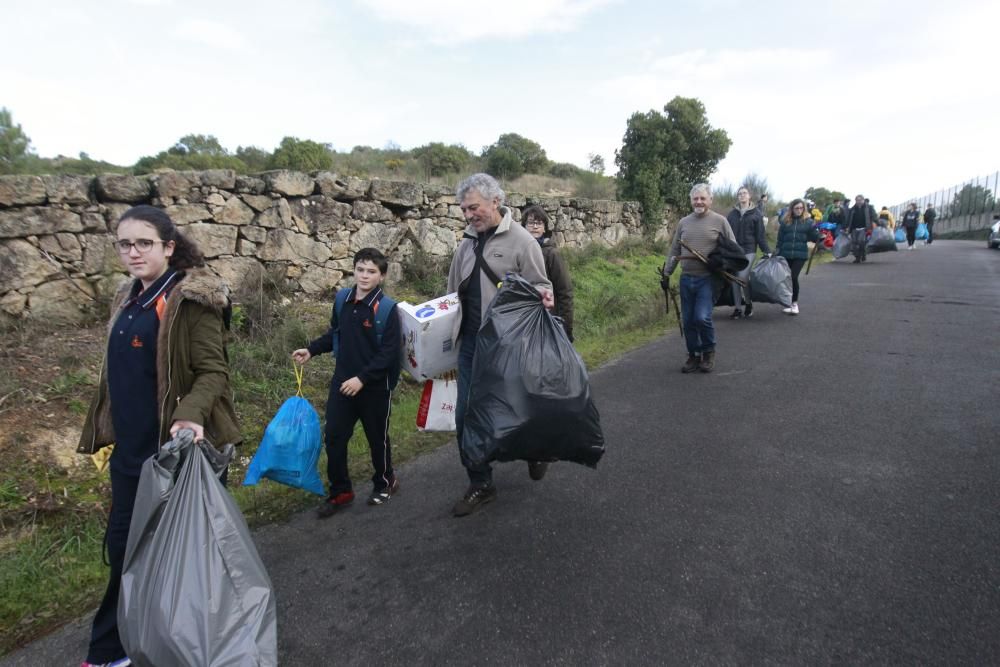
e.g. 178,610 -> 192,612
690,183 -> 711,198
457,173 -> 505,205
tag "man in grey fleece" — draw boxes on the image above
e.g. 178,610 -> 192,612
662,183 -> 737,373
446,173 -> 553,517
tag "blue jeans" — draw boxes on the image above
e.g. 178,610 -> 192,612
680,273 -> 715,356
455,334 -> 492,486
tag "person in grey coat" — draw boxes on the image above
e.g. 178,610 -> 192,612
726,186 -> 772,319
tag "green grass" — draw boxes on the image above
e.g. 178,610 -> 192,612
0,236 -> 679,655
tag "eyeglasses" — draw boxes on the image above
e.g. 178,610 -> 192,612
524,220 -> 545,227
114,239 -> 167,254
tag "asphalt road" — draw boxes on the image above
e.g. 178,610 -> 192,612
5,240 -> 999,666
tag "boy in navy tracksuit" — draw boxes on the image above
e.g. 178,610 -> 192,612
292,248 -> 402,517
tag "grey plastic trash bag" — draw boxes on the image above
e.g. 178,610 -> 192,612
462,274 -> 605,468
832,231 -> 851,259
867,225 -> 898,252
119,430 -> 277,667
749,256 -> 793,307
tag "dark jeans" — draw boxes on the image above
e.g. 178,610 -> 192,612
679,273 -> 715,356
926,222 -> 934,243
325,383 -> 394,495
905,226 -> 916,246
455,334 -> 492,487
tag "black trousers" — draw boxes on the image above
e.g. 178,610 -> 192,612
325,383 -> 394,496
788,258 -> 806,302
905,226 -> 916,246
88,462 -> 228,663
87,469 -> 139,663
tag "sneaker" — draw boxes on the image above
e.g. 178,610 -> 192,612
527,461 -> 549,481
317,490 -> 355,518
782,305 -> 794,314
81,660 -> 132,667
729,308 -> 742,320
452,484 -> 497,517
681,354 -> 701,373
852,258 -> 861,264
744,302 -> 753,318
699,350 -> 715,373
790,303 -> 799,315
367,477 -> 400,506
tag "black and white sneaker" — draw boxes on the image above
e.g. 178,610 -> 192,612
367,477 -> 400,506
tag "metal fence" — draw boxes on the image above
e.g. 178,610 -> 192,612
889,171 -> 999,232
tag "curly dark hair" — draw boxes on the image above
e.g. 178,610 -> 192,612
117,205 -> 205,269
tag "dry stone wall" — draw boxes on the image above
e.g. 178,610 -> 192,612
0,170 -> 659,325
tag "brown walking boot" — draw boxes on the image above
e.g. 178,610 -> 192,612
699,350 -> 715,373
682,354 -> 701,373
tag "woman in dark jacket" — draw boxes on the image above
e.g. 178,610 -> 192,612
78,205 -> 240,667
726,186 -> 772,319
775,198 -> 819,316
523,205 -> 574,340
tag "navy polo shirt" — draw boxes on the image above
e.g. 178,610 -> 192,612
107,269 -> 180,475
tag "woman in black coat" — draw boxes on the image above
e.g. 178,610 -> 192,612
522,205 -> 574,340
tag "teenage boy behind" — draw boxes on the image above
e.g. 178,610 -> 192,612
292,247 -> 402,518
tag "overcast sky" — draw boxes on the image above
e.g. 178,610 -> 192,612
4,0 -> 997,206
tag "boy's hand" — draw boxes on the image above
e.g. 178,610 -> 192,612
340,376 -> 363,396
291,349 -> 311,364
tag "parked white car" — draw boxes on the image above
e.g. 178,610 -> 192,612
989,219 -> 1000,249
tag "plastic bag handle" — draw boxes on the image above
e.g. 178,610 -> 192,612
293,363 -> 305,397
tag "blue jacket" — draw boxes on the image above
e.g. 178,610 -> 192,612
776,216 -> 820,260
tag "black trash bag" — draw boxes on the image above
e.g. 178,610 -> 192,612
462,274 -> 605,468
119,429 -> 278,667
867,225 -> 898,252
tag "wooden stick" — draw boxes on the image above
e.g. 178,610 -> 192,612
678,240 -> 747,287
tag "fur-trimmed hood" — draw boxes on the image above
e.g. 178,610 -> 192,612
79,266 -> 241,456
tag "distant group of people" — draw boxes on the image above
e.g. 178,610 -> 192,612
659,184 -> 943,375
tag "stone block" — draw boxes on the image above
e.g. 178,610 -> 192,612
182,222 -> 238,258
207,256 -> 264,293
27,278 -> 97,324
80,234 -> 121,275
165,203 -> 212,225
315,172 -> 368,199
0,207 -> 83,238
351,200 -> 394,222
38,233 -> 83,263
42,175 -> 92,205
153,171 -> 198,199
235,175 -> 267,194
96,174 -> 151,203
0,239 -> 59,290
262,170 -> 315,197
348,222 -> 405,253
257,228 -> 332,264
298,265 -> 344,294
409,219 -> 456,256
370,179 -> 423,207
200,170 -> 237,189
240,194 -> 273,212
0,175 -> 47,207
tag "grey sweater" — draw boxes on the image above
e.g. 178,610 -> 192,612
663,211 -> 736,277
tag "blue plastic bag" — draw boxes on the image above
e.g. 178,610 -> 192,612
894,227 -> 906,243
916,222 -> 928,239
244,368 -> 324,495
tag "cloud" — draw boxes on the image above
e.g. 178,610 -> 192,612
173,19 -> 248,51
355,0 -> 615,43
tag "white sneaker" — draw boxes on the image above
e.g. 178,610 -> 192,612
782,305 -> 794,314
790,303 -> 799,315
